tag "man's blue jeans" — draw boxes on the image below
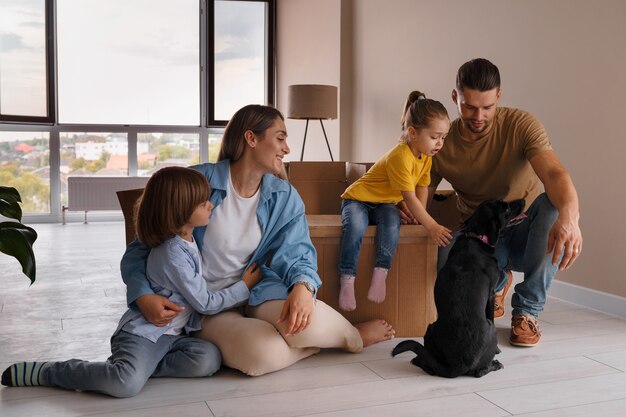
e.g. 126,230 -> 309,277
43,330 -> 221,398
437,193 -> 560,318
339,199 -> 401,276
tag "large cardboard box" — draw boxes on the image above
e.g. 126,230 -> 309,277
286,161 -> 367,214
289,163 -> 463,336
308,215 -> 437,337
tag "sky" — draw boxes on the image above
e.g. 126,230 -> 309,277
0,0 -> 267,125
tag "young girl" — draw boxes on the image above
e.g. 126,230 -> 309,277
1,166 -> 260,397
338,91 -> 453,311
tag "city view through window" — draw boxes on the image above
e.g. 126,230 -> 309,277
0,132 -> 50,213
0,131 -> 222,214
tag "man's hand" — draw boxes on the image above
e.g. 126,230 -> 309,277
277,284 -> 315,335
548,214 -> 583,270
135,294 -> 184,327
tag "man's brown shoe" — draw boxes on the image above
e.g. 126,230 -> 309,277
510,315 -> 541,347
493,270 -> 513,319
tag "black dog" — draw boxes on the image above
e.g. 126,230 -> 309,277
392,199 -> 526,378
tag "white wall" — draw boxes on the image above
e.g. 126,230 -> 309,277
278,0 -> 626,297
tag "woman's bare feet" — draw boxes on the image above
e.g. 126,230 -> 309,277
355,320 -> 395,347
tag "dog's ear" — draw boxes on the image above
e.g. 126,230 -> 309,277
463,201 -> 488,233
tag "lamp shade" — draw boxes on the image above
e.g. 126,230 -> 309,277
287,84 -> 337,120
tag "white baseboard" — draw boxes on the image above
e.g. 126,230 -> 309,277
549,279 -> 626,319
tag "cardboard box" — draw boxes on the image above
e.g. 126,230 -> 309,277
286,161 -> 368,214
308,214 -> 437,337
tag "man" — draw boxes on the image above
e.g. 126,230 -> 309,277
428,58 -> 582,347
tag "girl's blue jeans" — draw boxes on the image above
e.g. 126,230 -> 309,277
43,330 -> 221,398
339,199 -> 401,276
437,193 -> 560,318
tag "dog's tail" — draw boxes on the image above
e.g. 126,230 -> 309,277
391,340 -> 424,357
392,340 -> 457,378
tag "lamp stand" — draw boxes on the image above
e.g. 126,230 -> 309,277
299,118 -> 334,161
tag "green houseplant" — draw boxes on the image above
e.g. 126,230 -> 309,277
0,186 -> 38,284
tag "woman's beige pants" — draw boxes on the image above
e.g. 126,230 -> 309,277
193,299 -> 363,376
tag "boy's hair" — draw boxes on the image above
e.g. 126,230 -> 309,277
456,58 -> 501,92
135,166 -> 210,248
400,90 -> 449,142
218,104 -> 284,163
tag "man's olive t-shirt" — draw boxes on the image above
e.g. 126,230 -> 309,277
431,107 -> 552,220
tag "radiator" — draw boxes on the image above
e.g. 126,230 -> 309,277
64,176 -> 149,223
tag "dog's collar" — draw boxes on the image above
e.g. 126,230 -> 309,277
506,213 -> 528,228
463,232 -> 494,247
463,213 -> 527,247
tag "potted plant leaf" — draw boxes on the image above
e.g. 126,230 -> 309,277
0,186 -> 38,284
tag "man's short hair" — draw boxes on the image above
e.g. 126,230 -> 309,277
456,58 -> 501,92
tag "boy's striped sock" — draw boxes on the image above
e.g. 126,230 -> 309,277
1,362 -> 50,387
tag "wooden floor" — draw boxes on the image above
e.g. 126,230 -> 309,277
2,222 -> 626,417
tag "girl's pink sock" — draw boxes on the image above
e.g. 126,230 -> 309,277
367,267 -> 388,303
339,274 -> 357,311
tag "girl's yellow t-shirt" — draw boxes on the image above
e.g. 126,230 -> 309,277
342,143 -> 431,204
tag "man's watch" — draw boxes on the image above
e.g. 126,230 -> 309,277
294,281 -> 315,294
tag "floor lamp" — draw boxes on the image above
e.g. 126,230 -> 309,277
287,84 -> 337,161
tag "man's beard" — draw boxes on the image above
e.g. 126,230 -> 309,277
463,118 -> 489,134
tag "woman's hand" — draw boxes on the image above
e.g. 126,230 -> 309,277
135,294 -> 184,327
427,223 -> 453,247
242,262 -> 261,289
277,284 -> 315,335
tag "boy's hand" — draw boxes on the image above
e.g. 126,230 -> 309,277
242,262 -> 261,289
428,224 -> 453,247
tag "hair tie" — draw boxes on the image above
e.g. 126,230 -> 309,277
417,95 -> 426,100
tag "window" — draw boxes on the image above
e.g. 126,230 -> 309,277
0,131 -> 50,213
1,1 -> 276,220
138,133 -> 200,175
210,0 -> 275,124
208,132 -> 223,162
56,0 -> 200,125
0,0 -> 54,123
60,132 -> 128,208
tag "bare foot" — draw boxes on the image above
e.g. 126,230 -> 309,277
355,320 -> 395,347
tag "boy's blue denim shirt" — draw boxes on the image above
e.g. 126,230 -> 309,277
115,235 -> 250,342
121,159 -> 321,310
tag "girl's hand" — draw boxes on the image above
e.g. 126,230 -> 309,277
242,262 -> 261,289
428,223 -> 453,247
277,284 -> 315,335
396,201 -> 417,224
135,294 -> 184,327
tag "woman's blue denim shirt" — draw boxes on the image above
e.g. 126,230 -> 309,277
121,159 -> 321,309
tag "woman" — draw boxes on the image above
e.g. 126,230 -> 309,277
121,104 -> 395,376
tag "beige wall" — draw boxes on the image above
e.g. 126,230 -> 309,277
276,0 -> 341,162
278,0 -> 626,297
